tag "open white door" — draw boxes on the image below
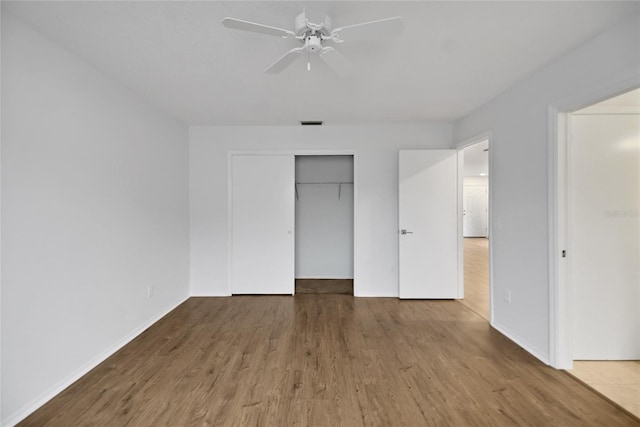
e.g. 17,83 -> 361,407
571,113 -> 640,359
399,150 -> 459,299
231,154 -> 295,294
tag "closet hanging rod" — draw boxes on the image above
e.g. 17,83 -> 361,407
295,181 -> 353,185
295,181 -> 353,201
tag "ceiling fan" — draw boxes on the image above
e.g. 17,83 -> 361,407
222,11 -> 403,76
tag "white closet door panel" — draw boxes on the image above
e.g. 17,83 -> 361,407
463,185 -> 488,237
399,150 -> 459,299
231,155 -> 294,294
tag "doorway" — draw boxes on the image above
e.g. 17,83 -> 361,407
563,88 -> 640,417
294,155 -> 354,295
459,139 -> 491,321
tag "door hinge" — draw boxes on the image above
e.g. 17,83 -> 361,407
562,250 -> 567,258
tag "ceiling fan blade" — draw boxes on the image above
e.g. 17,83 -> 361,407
331,16 -> 403,42
320,47 -> 353,78
222,17 -> 295,38
265,48 -> 305,74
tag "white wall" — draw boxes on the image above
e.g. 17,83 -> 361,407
453,13 -> 640,362
464,176 -> 488,187
295,156 -> 354,279
189,124 -> 451,297
1,14 -> 190,425
571,113 -> 639,359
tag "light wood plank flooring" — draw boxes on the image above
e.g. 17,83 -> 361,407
19,296 -> 638,426
461,237 -> 490,321
569,361 -> 640,419
460,236 -> 639,420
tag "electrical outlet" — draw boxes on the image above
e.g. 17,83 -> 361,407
504,290 -> 511,304
147,285 -> 154,298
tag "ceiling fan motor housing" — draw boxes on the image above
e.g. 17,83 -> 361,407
305,35 -> 322,52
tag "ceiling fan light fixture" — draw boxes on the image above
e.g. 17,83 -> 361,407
222,13 -> 403,75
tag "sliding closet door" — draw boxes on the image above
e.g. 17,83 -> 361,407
231,154 -> 295,294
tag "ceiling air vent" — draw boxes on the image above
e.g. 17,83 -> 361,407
300,121 -> 323,126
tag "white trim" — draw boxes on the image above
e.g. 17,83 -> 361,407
352,153 -> 360,297
492,321 -> 550,365
454,133 -> 494,323
548,107 -> 573,369
452,130 -> 492,150
457,150 -> 465,299
295,276 -> 354,280
549,108 -> 574,369
0,3 -> 3,422
487,137 -> 495,325
573,106 -> 640,115
228,149 -> 357,156
548,73 -> 640,369
3,296 -> 189,427
548,106 -> 559,367
226,151 -> 234,297
227,150 -> 359,296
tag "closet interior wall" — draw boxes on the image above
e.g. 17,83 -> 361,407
295,156 -> 354,280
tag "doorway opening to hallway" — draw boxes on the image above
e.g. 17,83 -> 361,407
561,88 -> 640,418
460,139 -> 490,321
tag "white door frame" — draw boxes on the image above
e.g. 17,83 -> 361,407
548,76 -> 639,369
453,132 -> 494,323
228,150 -> 358,296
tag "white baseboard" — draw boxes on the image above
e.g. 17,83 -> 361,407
3,296 -> 189,427
189,293 -> 231,297
491,321 -> 550,365
295,277 -> 354,280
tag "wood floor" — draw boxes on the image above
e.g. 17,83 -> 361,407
295,279 -> 353,295
460,237 -> 640,420
570,361 -> 640,419
19,296 -> 638,426
460,237 -> 490,320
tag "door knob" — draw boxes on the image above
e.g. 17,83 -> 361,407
400,229 -> 413,235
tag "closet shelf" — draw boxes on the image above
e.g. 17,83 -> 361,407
295,182 -> 353,200
295,182 -> 353,185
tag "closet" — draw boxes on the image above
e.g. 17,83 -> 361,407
230,154 -> 354,295
295,156 -> 354,294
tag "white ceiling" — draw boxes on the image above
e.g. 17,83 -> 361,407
4,1 -> 639,126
